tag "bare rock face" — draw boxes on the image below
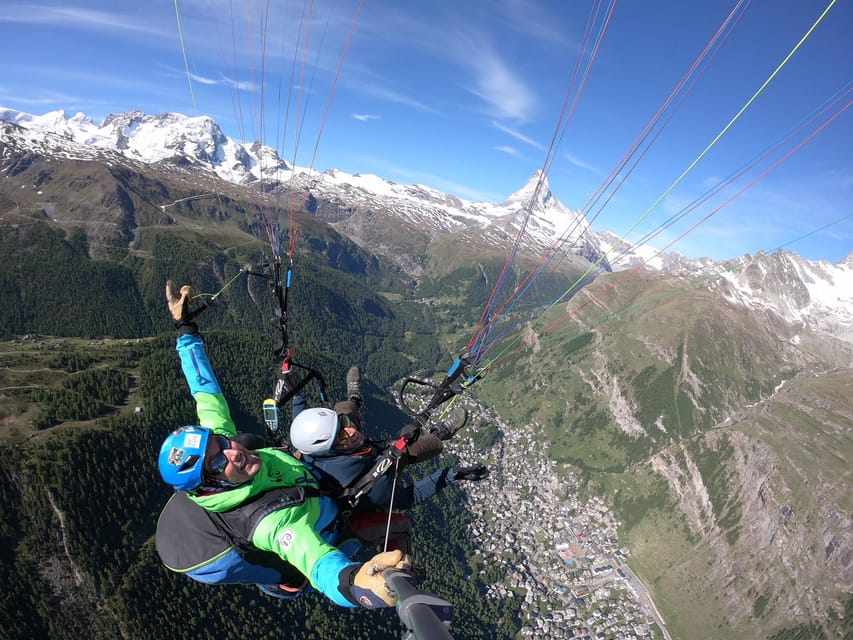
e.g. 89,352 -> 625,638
647,370 -> 852,635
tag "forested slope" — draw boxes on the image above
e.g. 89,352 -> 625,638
0,333 -> 521,640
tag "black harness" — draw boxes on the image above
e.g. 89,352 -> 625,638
156,486 -> 329,587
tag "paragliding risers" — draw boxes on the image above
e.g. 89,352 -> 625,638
383,569 -> 454,640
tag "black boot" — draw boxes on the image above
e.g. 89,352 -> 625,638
431,406 -> 468,440
346,366 -> 362,407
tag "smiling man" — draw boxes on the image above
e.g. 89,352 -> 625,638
157,282 -> 409,610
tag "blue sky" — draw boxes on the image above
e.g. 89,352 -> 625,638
1,0 -> 851,263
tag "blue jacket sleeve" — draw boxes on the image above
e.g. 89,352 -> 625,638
176,334 -> 222,396
312,553 -> 360,608
411,466 -> 453,507
175,334 -> 236,436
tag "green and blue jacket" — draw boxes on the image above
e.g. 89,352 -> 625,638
176,333 -> 359,607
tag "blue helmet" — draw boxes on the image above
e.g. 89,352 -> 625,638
158,426 -> 211,491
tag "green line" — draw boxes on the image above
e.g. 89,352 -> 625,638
523,0 -> 839,322
174,0 -> 198,113
487,210 -> 852,370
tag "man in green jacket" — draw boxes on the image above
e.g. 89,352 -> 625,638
157,282 -> 408,609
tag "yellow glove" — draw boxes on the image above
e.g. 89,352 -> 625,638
350,550 -> 412,608
165,281 -> 197,333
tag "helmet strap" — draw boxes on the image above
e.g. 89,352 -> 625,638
197,475 -> 244,493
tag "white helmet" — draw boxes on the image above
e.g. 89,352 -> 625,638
290,408 -> 339,455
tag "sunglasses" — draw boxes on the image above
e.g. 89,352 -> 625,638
334,415 -> 352,450
207,436 -> 232,476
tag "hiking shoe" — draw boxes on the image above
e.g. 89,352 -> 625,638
346,366 -> 362,406
452,463 -> 490,482
431,406 -> 468,440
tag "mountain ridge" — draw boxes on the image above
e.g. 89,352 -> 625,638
2,105 -> 851,351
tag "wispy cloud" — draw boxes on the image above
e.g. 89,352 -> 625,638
349,80 -> 437,114
492,120 -> 543,150
223,77 -> 255,92
496,0 -> 576,49
1,63 -> 190,108
158,65 -> 249,91
343,3 -> 536,122
494,145 -> 520,157
349,152 -> 498,202
462,46 -> 535,122
0,4 -> 168,38
352,113 -> 379,122
0,87 -> 81,107
189,72 -> 220,87
393,167 -> 495,202
563,152 -> 600,175
826,167 -> 853,191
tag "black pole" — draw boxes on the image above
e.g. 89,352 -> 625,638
383,570 -> 454,640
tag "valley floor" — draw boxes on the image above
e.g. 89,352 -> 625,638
445,402 -> 668,640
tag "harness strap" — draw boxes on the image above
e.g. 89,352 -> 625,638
338,437 -> 407,507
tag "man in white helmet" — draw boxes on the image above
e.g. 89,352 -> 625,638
289,368 -> 489,519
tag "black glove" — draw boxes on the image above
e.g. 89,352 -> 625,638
397,421 -> 421,443
453,463 -> 489,482
165,280 -> 198,334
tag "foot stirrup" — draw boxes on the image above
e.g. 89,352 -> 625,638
431,406 -> 468,440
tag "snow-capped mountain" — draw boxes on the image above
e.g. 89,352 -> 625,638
310,169 -> 607,270
0,106 -> 607,271
595,234 -> 853,349
0,107 -> 288,184
595,229 -> 715,272
2,106 -> 852,347
715,250 -> 853,346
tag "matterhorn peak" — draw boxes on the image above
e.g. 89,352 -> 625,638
504,170 -> 552,211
